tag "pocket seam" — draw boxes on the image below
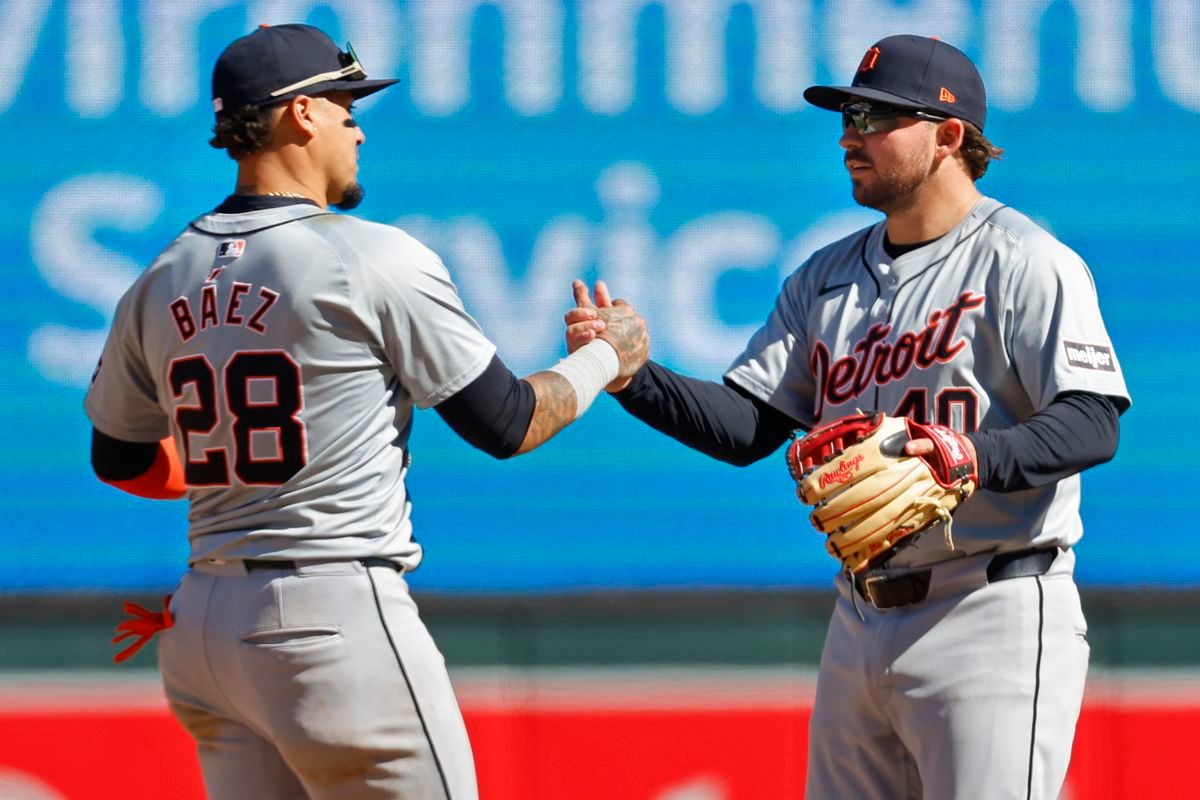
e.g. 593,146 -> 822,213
241,625 -> 342,649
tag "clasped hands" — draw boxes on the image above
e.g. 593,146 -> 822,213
564,279 -> 649,393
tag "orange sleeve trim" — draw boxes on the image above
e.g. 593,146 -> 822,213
102,437 -> 186,500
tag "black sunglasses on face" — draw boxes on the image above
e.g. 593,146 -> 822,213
840,102 -> 949,134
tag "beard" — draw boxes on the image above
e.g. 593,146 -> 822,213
847,147 -> 933,215
334,181 -> 365,211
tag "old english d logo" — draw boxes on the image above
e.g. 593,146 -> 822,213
858,47 -> 881,73
939,86 -> 957,103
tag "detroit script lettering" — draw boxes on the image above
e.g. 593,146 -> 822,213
811,291 -> 985,418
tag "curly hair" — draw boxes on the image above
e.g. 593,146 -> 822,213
209,105 -> 276,160
959,123 -> 1004,181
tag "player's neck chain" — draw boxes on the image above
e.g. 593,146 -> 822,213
264,191 -> 308,199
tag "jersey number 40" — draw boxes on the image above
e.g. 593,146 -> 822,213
168,351 -> 307,487
894,387 -> 979,432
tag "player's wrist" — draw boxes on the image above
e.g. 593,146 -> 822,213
546,339 -> 621,418
605,375 -> 634,393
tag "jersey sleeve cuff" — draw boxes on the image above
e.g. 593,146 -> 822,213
413,343 -> 498,409
84,399 -> 171,444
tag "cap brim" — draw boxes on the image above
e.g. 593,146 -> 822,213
343,78 -> 399,99
270,77 -> 399,105
803,85 -> 933,113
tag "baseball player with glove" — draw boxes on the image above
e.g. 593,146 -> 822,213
86,23 -> 646,800
567,34 -> 1129,799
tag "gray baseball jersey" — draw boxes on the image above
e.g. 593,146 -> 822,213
727,195 -> 1128,799
87,201 -> 491,799
85,203 -> 496,569
726,196 -> 1130,565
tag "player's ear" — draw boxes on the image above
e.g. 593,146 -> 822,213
281,96 -> 319,141
935,117 -> 965,155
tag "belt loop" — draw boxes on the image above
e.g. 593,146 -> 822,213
360,557 -> 403,572
846,568 -> 866,622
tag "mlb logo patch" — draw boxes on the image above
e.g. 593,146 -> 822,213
216,239 -> 246,259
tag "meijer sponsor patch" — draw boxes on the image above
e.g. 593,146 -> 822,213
1063,341 -> 1116,372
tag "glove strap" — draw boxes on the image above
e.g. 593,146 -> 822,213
905,421 -> 978,491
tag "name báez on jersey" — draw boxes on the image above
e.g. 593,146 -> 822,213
167,239 -> 280,341
168,280 -> 280,342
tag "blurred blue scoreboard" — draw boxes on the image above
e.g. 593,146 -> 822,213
0,1 -> 1189,592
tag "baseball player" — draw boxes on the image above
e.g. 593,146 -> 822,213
85,23 -> 646,800
567,35 -> 1129,799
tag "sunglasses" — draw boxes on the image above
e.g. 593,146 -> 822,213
269,43 -> 367,99
840,102 -> 949,134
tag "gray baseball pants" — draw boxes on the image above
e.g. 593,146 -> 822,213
157,558 -> 478,799
805,548 -> 1089,799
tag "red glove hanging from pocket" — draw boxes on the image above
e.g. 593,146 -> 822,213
111,595 -> 174,664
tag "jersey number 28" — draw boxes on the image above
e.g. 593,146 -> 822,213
169,351 -> 307,486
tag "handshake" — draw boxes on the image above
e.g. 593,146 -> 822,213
562,279 -> 649,393
514,278 -> 649,454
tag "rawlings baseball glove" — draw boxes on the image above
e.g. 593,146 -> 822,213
785,411 -> 977,573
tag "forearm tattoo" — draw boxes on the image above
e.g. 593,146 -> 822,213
518,371 -> 578,453
597,306 -> 649,378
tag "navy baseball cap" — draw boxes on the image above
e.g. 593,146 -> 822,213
804,35 -> 986,131
212,24 -> 397,116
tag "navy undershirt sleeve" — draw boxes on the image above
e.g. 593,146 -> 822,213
966,391 -> 1121,492
612,360 -> 801,466
614,362 -> 1121,486
434,354 -> 536,459
91,428 -> 158,481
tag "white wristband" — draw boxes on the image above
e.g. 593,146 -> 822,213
546,339 -> 621,419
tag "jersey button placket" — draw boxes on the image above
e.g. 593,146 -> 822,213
873,263 -> 896,321
873,297 -> 890,321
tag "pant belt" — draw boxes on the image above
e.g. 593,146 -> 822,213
242,557 -> 402,572
856,548 -> 1060,610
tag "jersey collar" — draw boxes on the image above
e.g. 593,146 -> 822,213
865,197 -> 1006,279
213,194 -> 321,214
189,201 -> 332,235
